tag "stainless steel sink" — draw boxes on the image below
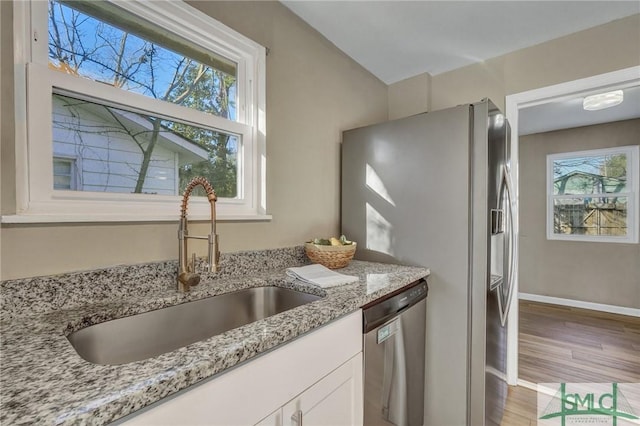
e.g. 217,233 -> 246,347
67,286 -> 323,365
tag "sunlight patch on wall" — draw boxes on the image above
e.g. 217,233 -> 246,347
366,202 -> 393,256
366,163 -> 395,206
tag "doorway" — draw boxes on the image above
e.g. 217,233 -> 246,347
504,65 -> 640,387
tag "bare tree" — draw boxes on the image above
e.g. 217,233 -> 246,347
48,1 -> 236,194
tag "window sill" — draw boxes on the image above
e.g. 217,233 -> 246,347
1,213 -> 273,224
547,234 -> 638,244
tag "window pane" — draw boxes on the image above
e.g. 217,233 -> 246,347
52,93 -> 239,197
48,0 -> 237,120
53,159 -> 71,175
53,158 -> 73,190
54,175 -> 72,190
553,197 -> 627,236
553,154 -> 627,195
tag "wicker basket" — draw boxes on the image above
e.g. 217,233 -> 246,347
304,242 -> 357,269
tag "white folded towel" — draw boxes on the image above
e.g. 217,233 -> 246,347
286,264 -> 359,288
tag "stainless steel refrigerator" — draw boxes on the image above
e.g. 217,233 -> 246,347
341,99 -> 516,426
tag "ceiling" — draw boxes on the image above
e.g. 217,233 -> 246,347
281,1 -> 639,85
519,85 -> 640,135
281,1 -> 640,134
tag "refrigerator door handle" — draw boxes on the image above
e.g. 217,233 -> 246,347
497,165 -> 516,327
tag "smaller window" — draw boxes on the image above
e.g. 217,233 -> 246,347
547,145 -> 639,243
53,157 -> 77,190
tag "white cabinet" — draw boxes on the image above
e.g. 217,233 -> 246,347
120,310 -> 362,426
282,354 -> 363,426
254,354 -> 362,426
255,409 -> 282,426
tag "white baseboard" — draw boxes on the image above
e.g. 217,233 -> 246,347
517,379 -> 538,391
518,293 -> 640,317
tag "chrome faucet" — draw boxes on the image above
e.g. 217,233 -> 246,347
178,177 -> 220,292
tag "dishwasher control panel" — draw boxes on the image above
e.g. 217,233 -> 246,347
363,279 -> 428,333
407,282 -> 428,301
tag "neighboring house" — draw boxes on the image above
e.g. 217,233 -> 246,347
553,171 -> 627,235
52,94 -> 208,195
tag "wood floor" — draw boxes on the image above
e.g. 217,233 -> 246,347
500,300 -> 640,425
502,385 -> 538,426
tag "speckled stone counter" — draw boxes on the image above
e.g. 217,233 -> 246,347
0,247 -> 430,425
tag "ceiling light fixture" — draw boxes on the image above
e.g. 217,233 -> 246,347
583,90 -> 624,111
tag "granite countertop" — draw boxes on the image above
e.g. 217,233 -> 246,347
0,247 -> 430,425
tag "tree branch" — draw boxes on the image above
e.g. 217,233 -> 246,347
171,63 -> 209,104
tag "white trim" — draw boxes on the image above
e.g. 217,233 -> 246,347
517,379 -> 539,391
505,96 -> 520,387
504,65 -> 640,387
13,0 -> 31,214
519,293 -> 640,317
506,67 -> 640,110
48,70 -> 251,135
1,213 -> 273,224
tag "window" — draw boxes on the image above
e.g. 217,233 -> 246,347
53,157 -> 77,190
10,0 -> 267,222
547,146 -> 639,243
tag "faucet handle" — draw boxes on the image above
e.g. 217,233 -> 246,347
178,272 -> 200,291
178,253 -> 201,292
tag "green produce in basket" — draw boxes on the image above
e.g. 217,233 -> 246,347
339,235 -> 352,245
309,235 -> 353,246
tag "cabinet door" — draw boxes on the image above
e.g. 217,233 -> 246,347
283,353 -> 363,426
255,408 -> 282,426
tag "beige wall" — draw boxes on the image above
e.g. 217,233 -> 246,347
431,14 -> 640,111
388,72 -> 431,120
1,0 -> 15,217
0,0 -> 3,278
0,1 -> 388,280
519,119 -> 640,309
2,6 -> 639,280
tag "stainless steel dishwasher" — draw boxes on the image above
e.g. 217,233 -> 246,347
363,279 -> 428,426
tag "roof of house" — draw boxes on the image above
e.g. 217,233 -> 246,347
66,99 -> 210,165
554,170 -> 626,195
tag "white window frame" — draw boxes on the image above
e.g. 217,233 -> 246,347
5,0 -> 268,223
546,145 -> 639,244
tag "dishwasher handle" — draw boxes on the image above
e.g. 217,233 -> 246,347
291,410 -> 303,426
363,279 -> 428,333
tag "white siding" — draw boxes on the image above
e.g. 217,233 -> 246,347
52,96 -> 178,195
